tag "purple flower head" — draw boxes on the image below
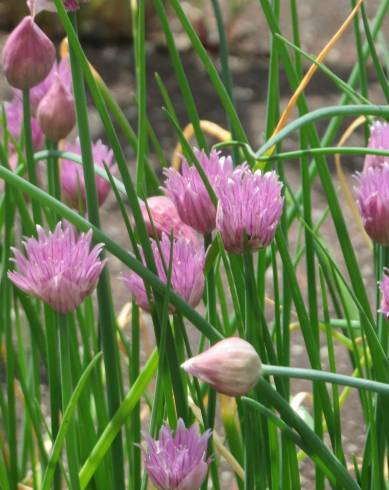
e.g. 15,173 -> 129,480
123,234 -> 205,312
380,271 -> 389,319
4,97 -> 44,151
164,148 -> 234,235
8,222 -> 106,314
355,165 -> 389,245
61,138 -> 115,210
216,167 -> 283,254
363,121 -> 389,172
143,419 -> 211,490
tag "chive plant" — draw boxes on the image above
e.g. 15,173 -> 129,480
2,0 -> 389,489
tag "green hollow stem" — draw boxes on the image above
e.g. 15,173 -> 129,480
262,364 -> 389,396
44,305 -> 61,490
67,10 -> 125,489
79,350 -> 158,489
58,314 -> 81,490
256,104 -> 389,158
22,90 -> 41,224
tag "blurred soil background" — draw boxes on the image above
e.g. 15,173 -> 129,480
1,0 -> 388,487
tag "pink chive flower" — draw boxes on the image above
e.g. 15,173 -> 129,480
123,234 -> 205,312
5,97 -> 44,150
182,337 -> 261,397
143,419 -> 211,490
380,271 -> 389,319
60,139 -> 115,210
355,165 -> 389,245
216,167 -> 283,254
140,196 -> 201,246
2,16 -> 55,90
363,121 -> 389,172
8,222 -> 106,314
164,148 -> 234,235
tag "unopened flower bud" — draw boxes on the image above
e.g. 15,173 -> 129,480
182,337 -> 261,397
37,74 -> 75,141
140,196 -> 201,246
2,17 -> 56,90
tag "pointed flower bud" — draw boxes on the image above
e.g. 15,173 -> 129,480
142,419 -> 211,490
60,139 -> 115,210
8,222 -> 106,314
123,233 -> 205,312
216,167 -> 283,254
182,337 -> 261,396
37,74 -> 75,141
363,121 -> 389,172
355,164 -> 389,245
164,148 -> 234,235
140,196 -> 201,246
2,16 -> 56,90
14,57 -> 72,115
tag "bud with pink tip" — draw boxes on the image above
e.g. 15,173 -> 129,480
2,16 -> 56,90
37,74 -> 76,141
355,165 -> 389,245
141,196 -> 201,246
164,148 -> 234,235
216,167 -> 283,254
182,337 -> 261,396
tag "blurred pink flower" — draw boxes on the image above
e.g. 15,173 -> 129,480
60,138 -> 115,210
8,222 -> 106,314
164,148 -> 234,235
0,153 -> 18,194
182,337 -> 261,396
363,121 -> 389,172
216,167 -> 283,254
380,271 -> 389,319
355,165 -> 389,245
143,419 -> 211,490
5,97 -> 44,151
123,234 -> 205,312
2,16 -> 55,90
64,0 -> 89,10
140,196 -> 201,246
